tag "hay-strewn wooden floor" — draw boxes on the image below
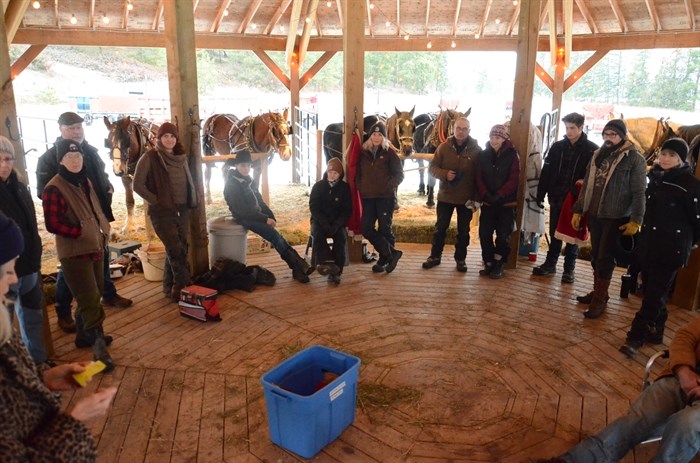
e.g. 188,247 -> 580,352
48,243 -> 699,463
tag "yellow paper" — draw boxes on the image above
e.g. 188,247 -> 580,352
72,361 -> 107,387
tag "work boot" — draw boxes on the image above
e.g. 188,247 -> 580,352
328,274 -> 341,285
425,186 -> 435,208
561,270 -> 575,284
489,260 -> 505,279
532,262 -> 556,276
479,261 -> 494,276
456,260 -> 468,273
101,293 -> 133,308
57,315 -> 77,333
385,248 -> 403,273
372,254 -> 388,273
583,278 -> 611,319
317,261 -> 341,276
619,339 -> 643,359
89,327 -> 115,373
576,275 -> 610,304
75,314 -> 113,348
281,247 -> 315,283
422,256 -> 441,269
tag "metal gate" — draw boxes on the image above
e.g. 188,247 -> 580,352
292,107 -> 320,186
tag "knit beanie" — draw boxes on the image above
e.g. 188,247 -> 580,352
327,157 -> 344,176
233,150 -> 252,165
603,119 -> 627,139
369,121 -> 387,138
55,138 -> 83,163
489,124 -> 509,140
660,137 -> 689,162
157,122 -> 179,139
0,212 -> 23,267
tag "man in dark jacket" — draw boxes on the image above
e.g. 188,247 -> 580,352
309,157 -> 352,284
422,116 -> 480,273
534,112 -> 598,283
36,112 -> 131,333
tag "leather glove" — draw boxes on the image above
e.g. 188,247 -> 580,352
619,221 -> 641,236
571,213 -> 581,231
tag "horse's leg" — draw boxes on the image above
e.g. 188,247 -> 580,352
417,159 -> 425,195
121,176 -> 135,235
252,160 -> 261,191
425,169 -> 436,208
205,163 -> 212,205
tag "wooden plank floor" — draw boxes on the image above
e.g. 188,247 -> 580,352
48,243 -> 700,463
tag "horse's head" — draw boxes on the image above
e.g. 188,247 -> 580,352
104,116 -> 133,177
266,109 -> 291,161
393,106 -> 416,156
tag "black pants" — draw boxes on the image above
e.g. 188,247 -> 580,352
544,200 -> 578,271
361,197 -> 396,258
430,201 -> 473,261
311,222 -> 347,273
150,206 -> 191,292
587,216 -> 627,280
627,262 -> 678,341
478,205 -> 515,263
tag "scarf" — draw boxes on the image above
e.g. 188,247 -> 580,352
58,165 -> 88,187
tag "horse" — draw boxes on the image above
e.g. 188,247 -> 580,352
103,116 -> 156,235
201,109 -> 291,204
322,114 -> 385,163
386,106 -> 416,157
411,112 -> 438,195
622,117 -> 700,166
414,108 -> 471,207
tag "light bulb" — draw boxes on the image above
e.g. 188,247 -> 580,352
451,41 -> 456,48
385,21 -> 390,27
223,9 -> 229,16
127,1 -> 133,11
251,23 -> 257,29
70,14 -> 77,24
102,15 -> 110,24
426,41 -> 432,49
404,34 -> 409,40
474,33 -> 480,38
32,1 -> 40,9
326,0 -> 332,6
495,18 -> 501,24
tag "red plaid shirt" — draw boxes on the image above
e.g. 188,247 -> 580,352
42,184 -> 102,261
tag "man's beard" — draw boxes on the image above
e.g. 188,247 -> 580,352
600,139 -> 623,157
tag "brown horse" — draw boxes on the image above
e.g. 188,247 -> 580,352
103,116 -> 156,234
386,106 -> 416,157
201,109 -> 291,204
623,117 -> 700,165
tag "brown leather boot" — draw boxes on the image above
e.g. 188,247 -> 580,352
584,278 -> 611,319
577,274 -> 610,304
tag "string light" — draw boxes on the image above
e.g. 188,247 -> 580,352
474,33 -> 480,38
126,1 -> 133,11
426,41 -> 432,49
223,9 -> 229,16
305,17 -> 310,23
451,40 -> 456,48
513,0 -> 518,5
326,0 -> 332,6
385,20 -> 390,27
404,34 -> 409,40
369,2 -> 375,9
32,1 -> 40,9
102,14 -> 110,24
250,23 -> 257,29
70,14 -> 77,24
495,18 -> 501,24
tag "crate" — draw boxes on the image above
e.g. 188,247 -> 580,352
260,345 -> 361,458
108,240 -> 142,259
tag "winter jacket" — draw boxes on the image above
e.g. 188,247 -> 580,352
429,135 -> 480,204
224,169 -> 276,224
0,333 -> 97,462
537,133 -> 598,205
636,164 -> 700,268
475,140 -> 520,205
133,149 -> 197,216
663,316 -> 700,380
355,146 -> 404,199
573,140 -> 647,223
36,138 -> 114,222
309,173 -> 352,233
0,171 -> 42,277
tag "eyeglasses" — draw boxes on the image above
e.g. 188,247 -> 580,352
603,131 -> 620,138
454,127 -> 470,132
0,157 -> 14,164
62,152 -> 83,160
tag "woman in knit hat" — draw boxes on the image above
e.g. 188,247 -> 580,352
356,120 -> 405,273
133,122 -> 198,301
620,138 -> 700,358
309,157 -> 352,284
42,139 -> 115,371
0,212 -> 117,462
0,135 -> 48,365
475,124 -> 521,279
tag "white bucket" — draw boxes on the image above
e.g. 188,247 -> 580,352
136,245 -> 166,282
208,216 -> 248,264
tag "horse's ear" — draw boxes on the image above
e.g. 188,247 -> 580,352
395,107 -> 401,118
410,106 -> 415,117
283,108 -> 289,119
103,116 -> 112,129
465,107 -> 472,117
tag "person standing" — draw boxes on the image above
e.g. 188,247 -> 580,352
571,119 -> 647,319
356,121 -> 404,273
0,136 -> 48,365
224,150 -> 315,283
133,122 -> 198,301
42,139 -> 115,370
36,112 -> 132,334
422,116 -> 480,272
534,112 -> 598,283
619,138 -> 700,357
309,157 -> 352,284
476,124 -> 521,279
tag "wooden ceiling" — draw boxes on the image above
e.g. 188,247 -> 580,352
8,0 -> 700,52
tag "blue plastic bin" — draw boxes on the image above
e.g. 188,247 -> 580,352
260,345 -> 361,458
519,233 -> 541,256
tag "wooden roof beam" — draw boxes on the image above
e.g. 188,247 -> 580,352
254,50 -> 290,89
535,62 -> 553,92
476,0 -> 492,38
315,9 -> 322,37
507,2 -> 520,36
645,0 -> 660,32
336,0 -> 343,27
563,48 -> 608,91
152,0 -> 164,30
89,0 -> 95,29
451,0 -> 462,36
548,0 -> 556,64
210,0 -> 231,33
539,0 -> 548,30
10,44 -> 46,79
366,0 -> 374,36
608,0 -> 627,33
285,0 -> 304,68
237,0 -> 262,34
5,0 -> 30,41
122,0 -> 131,30
53,0 -> 59,28
298,0 -> 319,66
684,0 -> 696,30
563,0 -> 572,69
574,0 -> 597,34
193,0 -> 200,13
396,0 -> 400,36
300,50 -> 335,88
425,0 -> 431,35
264,0 -> 292,35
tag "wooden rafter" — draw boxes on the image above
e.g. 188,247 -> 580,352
152,0 -> 164,30
548,0 -> 556,64
535,62 -> 554,92
563,48 -> 608,91
336,0 -> 343,27
4,0 -> 30,40
298,0 -> 320,66
574,0 -> 597,34
210,0 -> 231,33
425,0 -> 431,35
608,0 -> 627,33
88,0 -> 95,29
451,0 -> 462,36
264,0 -> 292,35
237,0 -> 263,34
122,0 -> 131,30
285,0 -> 304,69
539,0 -> 548,30
506,2 -> 520,36
645,0 -> 660,32
366,0 -> 374,36
53,0 -> 59,28
10,44 -> 46,79
193,0 -> 200,13
396,0 -> 400,36
254,50 -> 290,89
315,9 -> 322,37
684,0 -> 695,30
563,0 -> 572,69
476,0 -> 492,38
300,50 -> 336,88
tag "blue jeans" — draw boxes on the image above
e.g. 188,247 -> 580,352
8,272 -> 47,364
563,376 -> 700,462
544,200 -> 578,271
237,218 -> 291,257
55,248 -> 117,319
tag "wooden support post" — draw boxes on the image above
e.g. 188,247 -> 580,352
163,0 -> 208,275
0,5 -> 25,180
290,51 -> 300,188
508,0 -> 541,269
316,129 -> 323,181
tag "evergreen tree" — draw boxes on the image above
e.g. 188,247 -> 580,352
624,51 -> 650,106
